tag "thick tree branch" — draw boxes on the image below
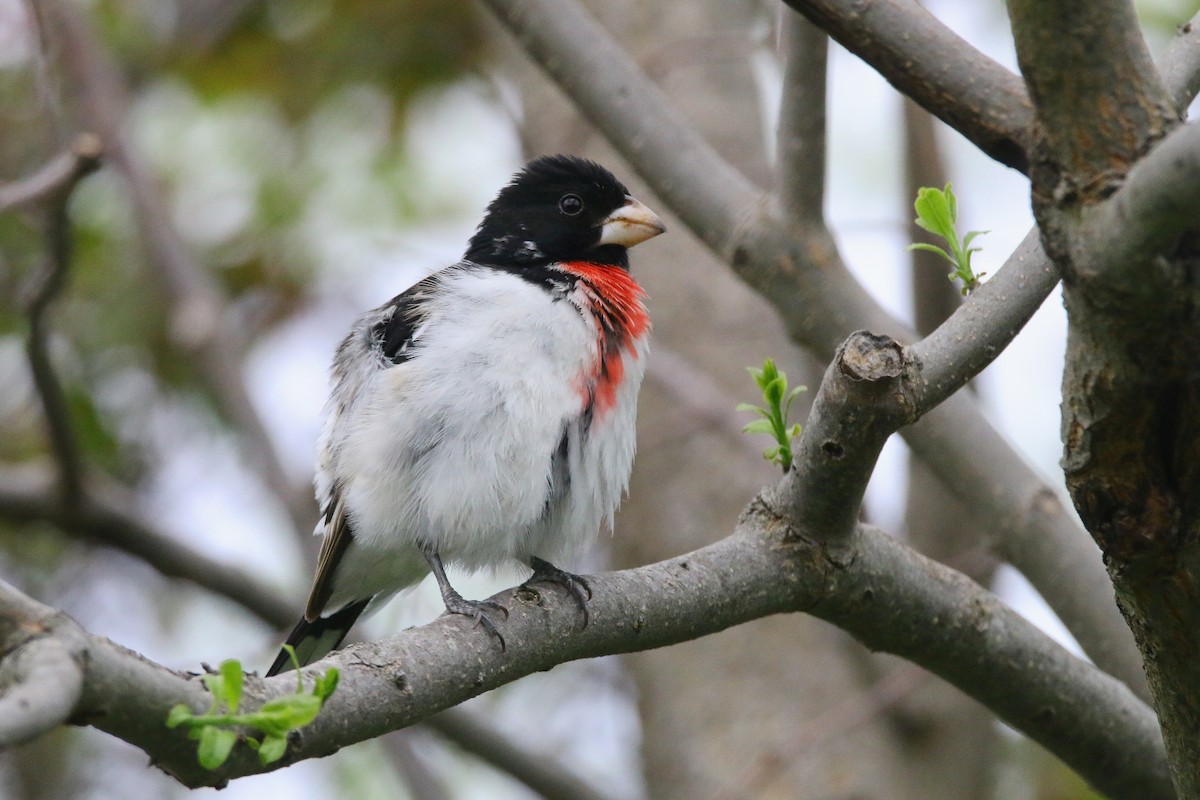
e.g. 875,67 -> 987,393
1008,0 -> 1177,209
781,0 -> 1033,172
1008,5 -> 1200,791
1074,121 -> 1200,286
0,634 -> 83,747
8,506 -> 1168,795
776,11 -> 827,222
478,0 -> 1143,695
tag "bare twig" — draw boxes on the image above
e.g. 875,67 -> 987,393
776,11 -> 827,222
781,0 -> 1033,172
0,136 -> 99,212
427,708 -> 615,800
38,0 -> 317,545
734,665 -> 931,797
0,468 -> 296,630
20,133 -> 103,509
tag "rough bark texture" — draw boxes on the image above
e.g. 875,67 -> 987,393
1007,1 -> 1200,793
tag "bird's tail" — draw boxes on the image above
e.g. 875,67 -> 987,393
266,599 -> 369,677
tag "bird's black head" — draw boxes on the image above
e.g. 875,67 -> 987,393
465,154 -> 664,270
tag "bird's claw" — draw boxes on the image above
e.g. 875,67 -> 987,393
442,592 -> 509,651
523,557 -> 593,627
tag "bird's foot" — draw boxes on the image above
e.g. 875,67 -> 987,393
522,557 -> 593,627
441,590 -> 509,651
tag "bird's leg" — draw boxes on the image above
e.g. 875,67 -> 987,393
421,544 -> 508,650
522,557 -> 593,627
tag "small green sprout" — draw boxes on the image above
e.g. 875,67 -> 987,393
166,647 -> 340,770
738,358 -> 806,472
906,183 -> 988,295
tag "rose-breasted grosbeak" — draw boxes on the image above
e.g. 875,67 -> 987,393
267,155 -> 665,675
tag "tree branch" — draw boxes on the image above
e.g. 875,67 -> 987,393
477,0 -> 1143,695
1008,0 -> 1176,208
776,11 -> 827,222
38,0 -> 316,544
1074,121 -> 1200,286
426,709 -> 615,800
781,0 -> 1033,172
17,134 -> 103,508
7,503 -> 1167,795
0,633 -> 83,747
1158,10 -> 1200,111
0,468 -> 629,800
0,469 -> 296,630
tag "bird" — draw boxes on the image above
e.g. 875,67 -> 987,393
266,155 -> 665,676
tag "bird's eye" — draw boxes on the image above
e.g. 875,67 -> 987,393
558,193 -> 584,216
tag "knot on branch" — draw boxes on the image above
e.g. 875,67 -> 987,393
837,331 -> 904,382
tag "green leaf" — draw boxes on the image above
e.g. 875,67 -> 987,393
197,726 -> 237,770
202,672 -> 223,699
219,660 -> 244,713
763,446 -> 781,461
905,242 -> 956,266
166,704 -> 194,729
258,734 -> 289,765
256,694 -> 323,733
743,419 -> 776,435
912,185 -> 956,240
735,402 -> 763,413
962,229 -> 989,250
763,377 -> 785,407
314,668 -> 340,701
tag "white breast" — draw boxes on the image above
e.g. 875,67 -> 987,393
324,267 -> 646,602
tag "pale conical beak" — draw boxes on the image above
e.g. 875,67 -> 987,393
598,196 -> 666,248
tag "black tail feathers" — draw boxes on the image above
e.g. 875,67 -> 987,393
266,599 -> 369,677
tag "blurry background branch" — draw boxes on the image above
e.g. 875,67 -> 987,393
37,0 -> 318,547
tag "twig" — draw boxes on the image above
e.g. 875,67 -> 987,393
734,665 -> 931,797
382,731 -> 452,800
0,468 -> 295,630
20,134 -> 103,509
427,708 -> 616,800
776,10 -> 827,222
781,0 -> 1032,172
0,136 -> 100,212
39,0 -> 317,545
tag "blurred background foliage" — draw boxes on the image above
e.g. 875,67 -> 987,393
0,0 -> 1189,798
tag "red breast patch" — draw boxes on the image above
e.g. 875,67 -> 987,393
560,261 -> 650,416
